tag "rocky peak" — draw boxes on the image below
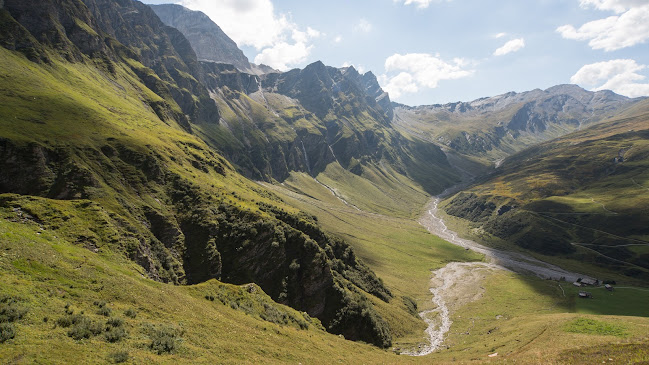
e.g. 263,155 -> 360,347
150,4 -> 256,74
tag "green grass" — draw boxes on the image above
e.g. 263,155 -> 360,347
425,270 -> 649,363
567,286 -> 649,317
564,318 -> 628,337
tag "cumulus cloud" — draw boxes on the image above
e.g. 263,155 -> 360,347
570,59 -> 649,97
494,32 -> 508,38
579,0 -> 649,13
179,0 -> 320,70
254,42 -> 314,71
493,38 -> 525,56
334,35 -> 343,43
557,1 -> 649,51
393,0 -> 450,9
379,53 -> 474,99
354,18 -> 373,33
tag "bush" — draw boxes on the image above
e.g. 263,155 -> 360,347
105,327 -> 127,343
108,350 -> 129,363
0,296 -> 28,323
0,323 -> 16,343
124,308 -> 137,319
106,317 -> 124,328
148,325 -> 183,354
56,314 -> 85,328
97,306 -> 112,317
66,316 -> 104,340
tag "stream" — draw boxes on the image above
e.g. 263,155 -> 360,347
405,187 -> 592,356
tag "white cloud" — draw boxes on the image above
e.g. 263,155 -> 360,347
254,42 -> 313,71
494,32 -> 508,38
379,53 -> 474,99
393,0 -> 451,9
354,18 -> 373,33
579,0 -> 649,13
570,59 -> 649,97
342,61 -> 366,74
178,0 -> 321,70
334,35 -> 343,43
557,2 -> 649,51
493,38 -> 525,56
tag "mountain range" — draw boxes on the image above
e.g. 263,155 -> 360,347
0,0 -> 648,363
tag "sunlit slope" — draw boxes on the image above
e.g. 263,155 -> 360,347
442,99 -> 649,282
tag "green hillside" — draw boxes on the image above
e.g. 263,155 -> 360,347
441,99 -> 649,282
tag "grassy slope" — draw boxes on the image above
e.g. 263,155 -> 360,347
0,46 -> 396,357
0,210 -> 408,364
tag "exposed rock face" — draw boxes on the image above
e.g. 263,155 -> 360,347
149,4 -> 254,73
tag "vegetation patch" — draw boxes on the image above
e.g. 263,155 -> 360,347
564,318 -> 628,337
0,295 -> 28,343
146,324 -> 184,355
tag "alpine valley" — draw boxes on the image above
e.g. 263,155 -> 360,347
0,0 -> 648,364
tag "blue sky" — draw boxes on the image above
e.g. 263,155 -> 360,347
142,0 -> 649,106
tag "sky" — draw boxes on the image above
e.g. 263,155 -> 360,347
141,0 -> 649,106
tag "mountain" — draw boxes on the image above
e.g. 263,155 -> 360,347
0,0 -> 399,348
394,84 -> 643,163
441,98 -> 649,281
150,4 -> 272,75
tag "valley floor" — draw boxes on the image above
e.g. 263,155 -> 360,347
265,168 -> 649,363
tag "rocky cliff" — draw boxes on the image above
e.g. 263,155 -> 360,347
150,4 -> 255,73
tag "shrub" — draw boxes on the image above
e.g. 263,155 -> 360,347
148,325 -> 183,354
124,308 -> 137,319
105,327 -> 127,343
106,317 -> 124,328
97,306 -> 112,317
108,350 -> 129,363
56,314 -> 85,328
0,296 -> 28,323
0,323 -> 16,343
66,316 -> 104,340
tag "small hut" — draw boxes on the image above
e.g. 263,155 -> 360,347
605,284 -> 614,291
578,291 -> 592,299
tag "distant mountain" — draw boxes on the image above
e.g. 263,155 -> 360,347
150,4 -> 274,75
394,84 -> 643,162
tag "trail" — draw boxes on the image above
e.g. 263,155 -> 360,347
312,178 -> 361,211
